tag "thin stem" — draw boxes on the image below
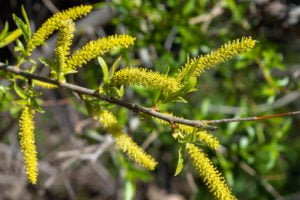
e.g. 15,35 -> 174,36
204,111 -> 300,124
0,63 -> 217,131
1,63 -> 300,130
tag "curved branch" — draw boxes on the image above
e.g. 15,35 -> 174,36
0,63 -> 217,131
1,63 -> 299,130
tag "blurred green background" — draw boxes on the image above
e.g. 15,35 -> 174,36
0,0 -> 300,199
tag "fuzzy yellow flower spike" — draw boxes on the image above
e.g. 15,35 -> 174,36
186,143 -> 236,200
177,37 -> 257,83
113,132 -> 157,170
66,35 -> 135,70
195,131 -> 220,150
27,5 -> 92,54
110,67 -> 182,94
55,19 -> 75,75
153,112 -> 220,150
177,125 -> 220,150
19,106 -> 38,184
98,110 -> 157,170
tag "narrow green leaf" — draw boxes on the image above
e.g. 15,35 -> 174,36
13,82 -> 27,99
14,39 -> 25,52
29,65 -> 37,74
97,57 -> 109,83
110,56 -> 122,78
21,5 -> 31,38
174,144 -> 184,176
124,179 -> 135,200
116,85 -> 125,97
39,57 -> 54,68
175,96 -> 188,103
12,14 -> 29,42
16,99 -> 28,106
0,22 -> 9,41
30,97 -> 44,113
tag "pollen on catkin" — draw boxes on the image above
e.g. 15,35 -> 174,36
186,143 -> 236,200
19,106 -> 38,184
157,114 -> 219,150
0,29 -> 22,48
98,109 -> 157,170
66,35 -> 135,70
27,5 -> 92,54
113,132 -> 158,170
177,37 -> 257,83
174,124 -> 220,150
195,131 -> 220,150
110,67 -> 182,94
98,109 -> 121,133
55,19 -> 75,73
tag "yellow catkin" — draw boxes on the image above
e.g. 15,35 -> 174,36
110,67 -> 182,94
196,131 -> 220,150
113,132 -> 157,170
0,29 -> 22,48
157,114 -> 220,150
55,19 -> 75,74
27,5 -> 92,54
33,80 -> 57,89
19,106 -> 38,184
177,37 -> 257,82
66,35 -> 135,70
98,110 -> 157,170
186,143 -> 236,200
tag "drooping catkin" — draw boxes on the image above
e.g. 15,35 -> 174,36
186,143 -> 236,200
154,112 -> 220,150
195,131 -> 220,150
113,132 -> 157,170
98,110 -> 157,170
19,106 -> 38,184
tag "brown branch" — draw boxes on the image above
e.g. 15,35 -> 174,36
1,63 -> 300,130
0,63 -> 217,131
204,111 -> 300,125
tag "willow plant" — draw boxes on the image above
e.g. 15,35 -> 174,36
1,4 -> 298,200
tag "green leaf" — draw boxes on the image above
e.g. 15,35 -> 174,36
110,56 -> 122,78
14,39 -> 25,53
39,57 -> 55,68
182,0 -> 195,16
30,97 -> 44,113
16,99 -> 29,106
174,96 -> 188,103
21,5 -> 31,39
124,179 -> 135,200
97,57 -> 109,83
12,14 -> 30,42
13,82 -> 27,99
174,144 -> 184,176
0,22 -> 9,41
116,85 -> 124,97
